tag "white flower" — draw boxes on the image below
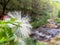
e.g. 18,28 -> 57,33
7,11 -> 32,45
7,24 -> 15,28
8,11 -> 32,38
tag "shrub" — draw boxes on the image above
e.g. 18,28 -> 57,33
55,18 -> 60,23
31,15 -> 49,28
0,18 -> 20,45
58,10 -> 60,18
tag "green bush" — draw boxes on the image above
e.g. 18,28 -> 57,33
31,15 -> 49,28
36,41 -> 47,45
58,10 -> 60,18
0,18 -> 20,45
51,43 -> 57,45
55,18 -> 60,23
24,38 -> 47,45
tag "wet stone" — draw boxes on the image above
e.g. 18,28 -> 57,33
32,27 -> 60,41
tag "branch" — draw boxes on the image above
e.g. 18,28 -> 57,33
6,0 -> 10,5
0,1 -> 4,6
0,2 -> 3,5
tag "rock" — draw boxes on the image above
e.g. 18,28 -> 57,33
50,34 -> 60,44
47,19 -> 56,24
57,23 -> 60,26
32,27 -> 60,41
57,23 -> 60,29
55,34 -> 60,38
46,23 -> 58,29
50,38 -> 56,43
47,19 -> 58,29
56,41 -> 60,45
45,35 -> 52,39
47,19 -> 53,23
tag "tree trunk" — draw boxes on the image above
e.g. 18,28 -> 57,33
2,5 -> 6,15
0,5 -> 6,20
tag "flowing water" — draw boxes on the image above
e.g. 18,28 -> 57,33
32,27 -> 60,41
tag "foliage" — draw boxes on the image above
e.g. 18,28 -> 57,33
36,41 -> 46,45
24,38 -> 47,45
0,18 -> 20,45
29,0 -> 53,28
24,38 -> 36,45
0,0 -> 53,15
24,37 -> 57,45
31,14 -> 49,28
58,10 -> 60,18
55,18 -> 60,23
52,1 -> 60,10
0,0 -> 10,15
51,43 -> 57,45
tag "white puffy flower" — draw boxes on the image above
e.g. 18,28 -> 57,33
8,11 -> 32,38
7,24 -> 15,28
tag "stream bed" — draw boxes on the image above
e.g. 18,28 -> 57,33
32,27 -> 60,41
